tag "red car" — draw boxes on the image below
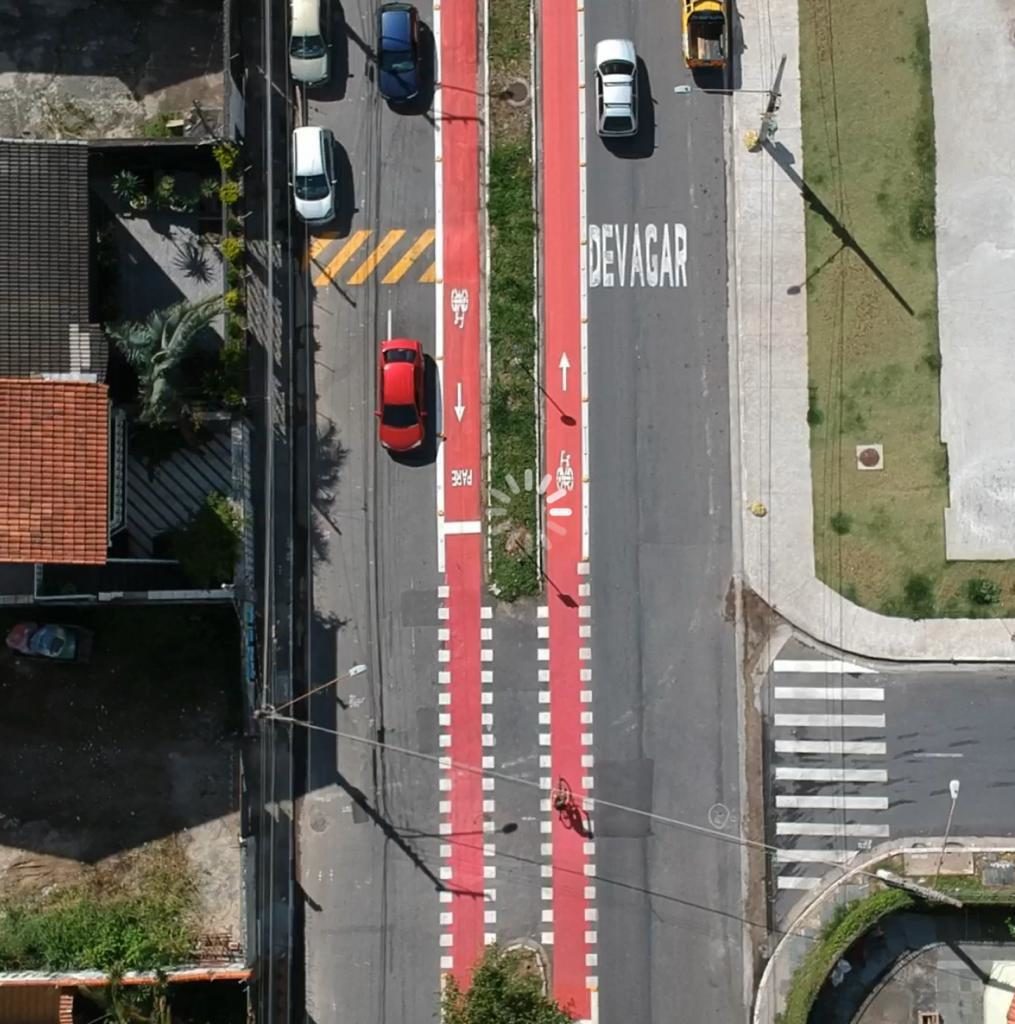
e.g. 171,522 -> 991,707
376,338 -> 426,452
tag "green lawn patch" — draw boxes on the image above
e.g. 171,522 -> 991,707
487,0 -> 539,600
799,0 -> 1015,617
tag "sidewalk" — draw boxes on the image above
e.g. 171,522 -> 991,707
729,0 -> 1015,663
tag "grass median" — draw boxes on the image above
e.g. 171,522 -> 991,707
487,0 -> 539,600
800,0 -> 1015,618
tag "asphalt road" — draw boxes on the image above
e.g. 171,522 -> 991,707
765,641 -> 1015,924
295,1 -> 442,1020
583,5 -> 743,1023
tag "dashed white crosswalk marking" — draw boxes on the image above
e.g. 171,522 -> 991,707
775,767 -> 888,783
774,713 -> 885,728
773,659 -> 875,674
777,875 -> 821,890
775,849 -> 852,864
776,795 -> 889,811
777,822 -> 890,838
774,686 -> 884,701
775,739 -> 886,755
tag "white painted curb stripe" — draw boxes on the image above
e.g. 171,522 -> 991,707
774,849 -> 852,864
773,659 -> 875,674
774,686 -> 884,702
775,767 -> 888,783
444,520 -> 483,535
777,875 -> 821,890
777,822 -> 890,838
774,713 -> 885,728
776,795 -> 889,810
433,0 -> 446,575
776,740 -> 886,755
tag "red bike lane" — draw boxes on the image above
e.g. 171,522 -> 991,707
540,0 -> 595,1019
434,0 -> 486,990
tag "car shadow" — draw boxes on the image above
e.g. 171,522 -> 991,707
386,21 -> 436,117
601,57 -> 655,160
386,353 -> 438,467
326,137 -> 356,239
310,0 -> 351,102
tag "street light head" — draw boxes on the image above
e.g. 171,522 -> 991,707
949,779 -> 961,800
350,664 -> 368,677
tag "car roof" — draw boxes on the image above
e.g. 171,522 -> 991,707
595,38 -> 637,67
382,360 -> 417,405
293,126 -> 326,175
380,4 -> 413,44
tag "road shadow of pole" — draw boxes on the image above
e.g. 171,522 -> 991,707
763,140 -> 915,316
512,354 -> 576,425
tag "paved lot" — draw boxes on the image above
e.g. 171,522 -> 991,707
0,0 -> 223,138
765,640 -> 1015,923
929,0 -> 1015,558
0,605 -> 242,945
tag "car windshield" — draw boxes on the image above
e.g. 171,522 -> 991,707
291,34 -> 326,59
384,348 -> 417,363
295,173 -> 330,201
603,116 -> 632,133
381,44 -> 414,72
599,59 -> 633,76
382,403 -> 419,427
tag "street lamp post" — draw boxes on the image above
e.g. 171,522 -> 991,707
933,779 -> 961,886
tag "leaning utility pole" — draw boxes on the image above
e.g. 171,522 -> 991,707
745,54 -> 787,150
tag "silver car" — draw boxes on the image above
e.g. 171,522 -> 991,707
594,38 -> 638,138
291,126 -> 337,225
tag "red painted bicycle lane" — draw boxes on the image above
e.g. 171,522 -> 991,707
435,0 -> 486,990
540,0 -> 593,1019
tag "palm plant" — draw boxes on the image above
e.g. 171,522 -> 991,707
108,296 -> 224,426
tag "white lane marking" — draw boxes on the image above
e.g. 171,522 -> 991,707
774,713 -> 885,728
433,0 -> 446,575
387,307 -> 393,340
774,849 -> 852,864
776,740 -> 886,755
777,823 -> 890,837
777,875 -> 821,890
776,795 -> 889,810
443,520 -> 483,535
911,752 -> 964,759
774,686 -> 884,701
773,659 -> 875,674
775,767 -> 888,783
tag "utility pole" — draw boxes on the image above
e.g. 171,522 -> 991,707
933,779 -> 962,886
746,54 -> 787,150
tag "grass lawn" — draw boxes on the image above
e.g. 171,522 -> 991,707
488,0 -> 539,599
799,0 -> 1015,618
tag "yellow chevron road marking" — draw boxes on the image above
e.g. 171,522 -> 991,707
313,230 -> 372,288
381,229 -> 436,284
347,230 -> 406,285
418,262 -> 437,283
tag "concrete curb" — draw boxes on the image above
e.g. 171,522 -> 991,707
752,836 -> 1015,1024
730,0 -> 1015,664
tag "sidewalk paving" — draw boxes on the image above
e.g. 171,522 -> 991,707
729,0 -> 1015,663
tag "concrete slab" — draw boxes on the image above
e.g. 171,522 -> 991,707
904,850 -> 974,876
929,0 -> 1015,558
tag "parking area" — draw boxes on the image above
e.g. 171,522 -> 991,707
0,605 -> 243,947
0,0 -> 224,139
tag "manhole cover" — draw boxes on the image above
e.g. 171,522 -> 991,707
310,812 -> 329,833
856,443 -> 884,470
500,79 -> 529,106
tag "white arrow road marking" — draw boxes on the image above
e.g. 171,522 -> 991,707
559,352 -> 571,391
454,382 -> 465,422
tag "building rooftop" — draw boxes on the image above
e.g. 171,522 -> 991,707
0,379 -> 108,565
0,139 -> 106,380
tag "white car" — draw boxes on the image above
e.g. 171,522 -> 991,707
289,0 -> 330,85
291,126 -> 336,225
594,38 -> 638,138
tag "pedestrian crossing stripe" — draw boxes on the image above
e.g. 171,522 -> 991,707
309,228 -> 436,287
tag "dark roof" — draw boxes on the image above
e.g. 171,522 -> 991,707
0,139 -> 106,380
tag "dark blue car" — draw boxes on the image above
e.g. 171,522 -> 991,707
377,2 -> 420,102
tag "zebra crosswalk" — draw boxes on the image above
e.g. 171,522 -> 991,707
768,653 -> 890,900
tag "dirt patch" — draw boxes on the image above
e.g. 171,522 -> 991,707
0,0 -> 224,139
0,605 -> 242,948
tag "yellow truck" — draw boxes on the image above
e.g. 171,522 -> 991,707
682,0 -> 727,70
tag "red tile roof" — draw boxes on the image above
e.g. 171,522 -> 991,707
0,379 -> 108,565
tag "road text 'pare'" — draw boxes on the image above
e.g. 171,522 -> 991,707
587,223 -> 688,288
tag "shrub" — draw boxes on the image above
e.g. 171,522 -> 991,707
219,235 -> 245,266
807,386 -> 824,427
200,176 -> 220,199
218,179 -> 243,206
212,141 -> 239,173
111,169 -> 142,203
830,511 -> 852,535
966,576 -> 1002,606
901,572 -> 935,619
223,288 -> 244,314
171,492 -> 242,587
154,174 -> 176,208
